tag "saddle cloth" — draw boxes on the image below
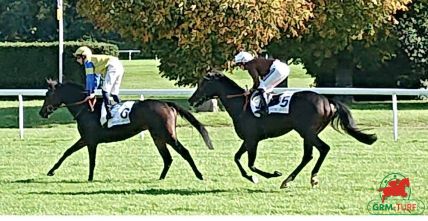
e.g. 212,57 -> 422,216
250,91 -> 295,117
100,101 -> 135,128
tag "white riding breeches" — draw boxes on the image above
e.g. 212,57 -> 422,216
102,58 -> 124,96
258,60 -> 290,93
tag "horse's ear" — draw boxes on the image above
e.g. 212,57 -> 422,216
205,68 -> 224,80
46,79 -> 58,90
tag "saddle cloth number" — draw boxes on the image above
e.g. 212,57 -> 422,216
249,91 -> 294,117
279,96 -> 290,107
100,101 -> 135,128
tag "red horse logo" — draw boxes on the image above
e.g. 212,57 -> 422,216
378,178 -> 410,203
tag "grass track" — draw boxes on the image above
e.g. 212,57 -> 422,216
0,106 -> 427,215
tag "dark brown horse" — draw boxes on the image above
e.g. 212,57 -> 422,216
188,72 -> 377,188
39,80 -> 213,181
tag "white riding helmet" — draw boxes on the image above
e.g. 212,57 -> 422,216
234,51 -> 254,64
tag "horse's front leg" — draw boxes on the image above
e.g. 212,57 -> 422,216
246,140 -> 282,179
234,142 -> 258,183
47,138 -> 86,176
87,144 -> 98,182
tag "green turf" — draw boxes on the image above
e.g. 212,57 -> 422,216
120,60 -> 314,89
0,100 -> 427,215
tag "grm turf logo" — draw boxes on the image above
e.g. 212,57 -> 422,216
367,173 -> 425,215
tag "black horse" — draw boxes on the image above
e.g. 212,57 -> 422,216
39,80 -> 213,181
188,72 -> 377,188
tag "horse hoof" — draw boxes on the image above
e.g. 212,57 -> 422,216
47,171 -> 55,176
280,181 -> 290,189
196,174 -> 204,180
251,176 -> 259,184
311,176 -> 319,188
273,171 -> 282,177
280,177 -> 293,189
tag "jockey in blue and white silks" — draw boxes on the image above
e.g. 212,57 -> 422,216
74,46 -> 124,119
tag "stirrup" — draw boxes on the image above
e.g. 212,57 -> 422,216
106,112 -> 113,120
259,100 -> 269,116
259,108 -> 268,116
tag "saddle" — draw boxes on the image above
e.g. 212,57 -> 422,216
100,101 -> 135,128
249,91 -> 294,117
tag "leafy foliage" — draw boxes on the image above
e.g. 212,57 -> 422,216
0,0 -> 124,43
77,0 -> 314,86
0,41 -> 118,89
396,0 -> 428,77
268,0 -> 412,87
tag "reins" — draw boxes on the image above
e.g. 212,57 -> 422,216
226,90 -> 250,112
55,96 -> 95,120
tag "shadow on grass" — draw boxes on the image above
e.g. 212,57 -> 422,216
9,178 -> 88,184
8,180 -> 292,195
7,178 -> 152,184
28,188 -> 229,196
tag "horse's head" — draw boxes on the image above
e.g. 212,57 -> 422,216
39,79 -> 85,118
39,79 -> 63,118
400,177 -> 410,187
188,70 -> 224,107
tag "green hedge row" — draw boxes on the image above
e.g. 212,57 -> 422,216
0,41 -> 118,89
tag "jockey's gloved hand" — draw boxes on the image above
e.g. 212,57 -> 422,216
256,88 -> 265,95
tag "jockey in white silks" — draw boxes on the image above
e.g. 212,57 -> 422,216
234,51 -> 290,116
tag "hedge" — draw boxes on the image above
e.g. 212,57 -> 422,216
0,41 -> 118,89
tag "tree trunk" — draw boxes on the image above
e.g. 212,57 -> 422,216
334,57 -> 354,103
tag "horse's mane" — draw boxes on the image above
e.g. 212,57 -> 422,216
47,79 -> 84,91
206,70 -> 244,91
63,81 -> 85,91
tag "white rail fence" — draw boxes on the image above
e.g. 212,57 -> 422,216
1,88 -> 427,140
118,50 -> 141,60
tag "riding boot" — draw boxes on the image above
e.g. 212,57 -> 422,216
102,90 -> 113,120
111,94 -> 121,104
258,89 -> 269,116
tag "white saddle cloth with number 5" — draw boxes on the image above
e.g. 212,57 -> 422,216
100,101 -> 135,128
250,91 -> 294,117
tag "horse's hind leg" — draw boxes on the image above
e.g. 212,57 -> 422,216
280,139 -> 313,188
167,138 -> 203,180
151,137 -> 173,180
47,138 -> 86,176
310,136 -> 330,187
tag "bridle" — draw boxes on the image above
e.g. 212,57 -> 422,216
45,94 -> 93,120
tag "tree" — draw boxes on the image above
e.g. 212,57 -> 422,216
0,0 -> 51,41
396,0 -> 428,82
0,0 -> 123,42
77,0 -> 314,86
268,0 -> 411,88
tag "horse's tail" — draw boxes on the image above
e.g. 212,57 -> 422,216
329,99 -> 377,145
166,102 -> 214,150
